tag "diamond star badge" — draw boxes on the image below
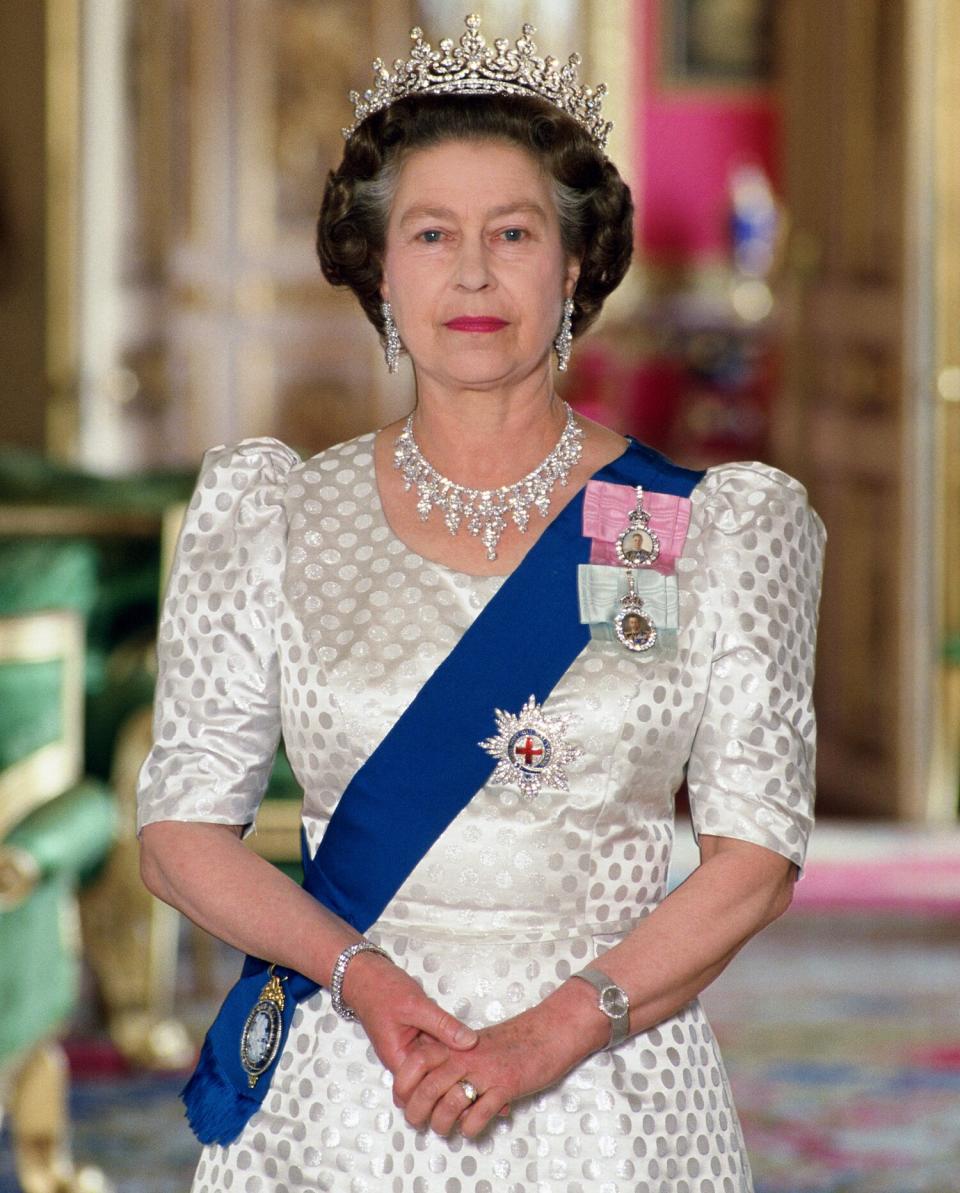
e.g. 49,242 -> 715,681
479,694 -> 583,800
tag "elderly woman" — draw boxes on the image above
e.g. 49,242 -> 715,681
138,15 -> 824,1193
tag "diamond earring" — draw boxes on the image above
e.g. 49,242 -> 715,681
381,301 -> 402,374
554,297 -> 574,372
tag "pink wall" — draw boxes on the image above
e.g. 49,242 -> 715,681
635,1 -> 781,262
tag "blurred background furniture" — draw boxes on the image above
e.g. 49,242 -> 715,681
0,597 -> 115,1193
0,449 -> 306,1075
0,455 -> 199,1074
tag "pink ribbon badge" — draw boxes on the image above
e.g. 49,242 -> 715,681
583,480 -> 692,574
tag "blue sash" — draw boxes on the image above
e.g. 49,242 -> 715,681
181,439 -> 703,1145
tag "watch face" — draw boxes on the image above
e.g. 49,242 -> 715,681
599,985 -> 630,1018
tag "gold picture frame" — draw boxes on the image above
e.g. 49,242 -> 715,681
660,0 -> 773,92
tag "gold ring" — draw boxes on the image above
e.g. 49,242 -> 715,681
458,1079 -> 479,1104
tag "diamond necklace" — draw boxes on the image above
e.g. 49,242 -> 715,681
393,402 -> 584,561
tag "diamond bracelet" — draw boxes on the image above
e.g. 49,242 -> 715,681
329,940 -> 390,1021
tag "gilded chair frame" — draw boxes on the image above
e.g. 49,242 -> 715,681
0,610 -> 84,845
0,605 -> 111,1193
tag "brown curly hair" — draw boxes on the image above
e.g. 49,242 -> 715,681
317,93 -> 634,346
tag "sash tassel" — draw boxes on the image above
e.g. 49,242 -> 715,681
182,1033 -> 263,1146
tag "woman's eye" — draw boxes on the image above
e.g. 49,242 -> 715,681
418,229 -> 444,243
500,228 -> 526,242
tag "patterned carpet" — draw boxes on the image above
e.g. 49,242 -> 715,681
702,914 -> 960,1193
1,825 -> 958,1192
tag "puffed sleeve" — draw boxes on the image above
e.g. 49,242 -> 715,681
684,463 -> 826,870
136,438 -> 301,837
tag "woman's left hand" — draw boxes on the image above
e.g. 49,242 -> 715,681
392,980 -> 607,1138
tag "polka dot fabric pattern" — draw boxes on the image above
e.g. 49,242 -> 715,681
137,439 -> 300,838
682,464 -> 825,871
192,945 -> 749,1193
137,436 -> 825,1192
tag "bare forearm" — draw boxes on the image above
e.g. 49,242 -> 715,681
139,820 -> 359,988
393,840 -> 796,1136
141,820 -> 483,1079
386,837 -> 798,1136
544,836 -> 795,1050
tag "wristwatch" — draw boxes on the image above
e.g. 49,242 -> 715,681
570,965 -> 630,1049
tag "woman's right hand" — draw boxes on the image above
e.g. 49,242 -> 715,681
341,950 -> 478,1076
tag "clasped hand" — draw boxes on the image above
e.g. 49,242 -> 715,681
346,952 -> 600,1139
391,997 -> 599,1139
344,950 -> 477,1078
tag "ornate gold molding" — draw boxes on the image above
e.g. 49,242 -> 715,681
44,0 -> 81,461
585,0 -> 634,194
658,0 -> 774,96
578,1 -> 644,326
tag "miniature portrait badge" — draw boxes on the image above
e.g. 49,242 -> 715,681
614,598 -> 658,653
613,486 -> 660,654
615,486 -> 661,568
480,695 -> 582,799
240,965 -> 287,1088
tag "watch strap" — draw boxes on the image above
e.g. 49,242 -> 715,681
570,964 -> 630,1049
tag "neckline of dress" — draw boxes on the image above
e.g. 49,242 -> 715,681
366,429 -> 634,584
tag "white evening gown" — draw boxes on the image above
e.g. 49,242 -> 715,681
137,433 -> 824,1193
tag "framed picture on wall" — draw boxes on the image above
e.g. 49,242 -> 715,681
661,0 -> 773,88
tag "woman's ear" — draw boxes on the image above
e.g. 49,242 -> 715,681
564,257 -> 581,297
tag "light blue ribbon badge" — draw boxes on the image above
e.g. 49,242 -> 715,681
577,564 -> 678,648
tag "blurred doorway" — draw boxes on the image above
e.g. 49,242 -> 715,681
774,0 -> 956,823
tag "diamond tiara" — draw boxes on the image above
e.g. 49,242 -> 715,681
342,12 -> 612,152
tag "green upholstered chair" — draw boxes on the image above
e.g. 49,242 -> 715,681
0,447 -> 196,786
0,601 -> 116,1193
0,456 -> 200,1072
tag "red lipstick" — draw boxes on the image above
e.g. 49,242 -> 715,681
443,317 -> 509,332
